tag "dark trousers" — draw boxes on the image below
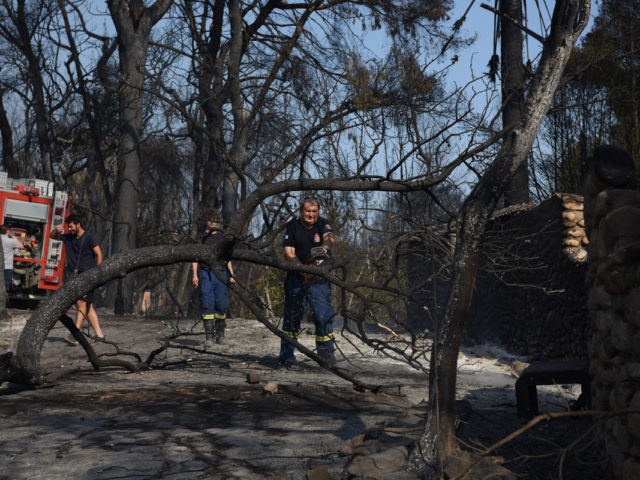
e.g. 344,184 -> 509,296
4,269 -> 13,291
279,275 -> 335,363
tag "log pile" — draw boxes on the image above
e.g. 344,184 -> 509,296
583,145 -> 640,480
561,193 -> 588,263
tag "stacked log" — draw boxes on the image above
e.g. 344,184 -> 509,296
561,193 -> 588,263
583,145 -> 640,480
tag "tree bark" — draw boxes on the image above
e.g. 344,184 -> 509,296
0,241 -> 7,321
0,92 -> 18,178
501,0 -> 529,206
10,242 -> 229,385
409,0 -> 590,470
58,0 -> 115,242
106,0 -> 173,313
3,0 -> 56,179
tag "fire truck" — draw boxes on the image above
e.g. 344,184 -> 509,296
0,172 -> 70,301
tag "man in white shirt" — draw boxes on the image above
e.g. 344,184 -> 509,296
1,225 -> 22,291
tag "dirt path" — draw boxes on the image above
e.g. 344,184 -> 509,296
0,312 -> 602,479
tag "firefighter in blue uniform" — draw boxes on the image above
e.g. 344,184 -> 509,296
278,197 -> 337,366
191,208 -> 235,347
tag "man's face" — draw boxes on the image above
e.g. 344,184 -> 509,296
206,219 -> 218,229
66,222 -> 80,235
300,202 -> 319,228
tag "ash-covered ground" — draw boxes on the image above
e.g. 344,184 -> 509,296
0,311 -> 601,479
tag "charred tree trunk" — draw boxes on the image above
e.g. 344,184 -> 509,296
409,0 -> 590,471
0,92 -> 19,178
182,0 -> 226,215
0,245 -> 7,320
58,2 -> 115,243
112,38 -> 145,314
5,0 -> 56,179
7,242 -> 230,386
106,0 -> 173,314
501,0 -> 529,206
222,170 -> 240,226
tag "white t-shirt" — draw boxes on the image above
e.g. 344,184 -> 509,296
2,235 -> 21,269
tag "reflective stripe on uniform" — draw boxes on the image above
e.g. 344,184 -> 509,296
214,312 -> 226,320
315,333 -> 335,343
202,313 -> 215,320
281,329 -> 300,338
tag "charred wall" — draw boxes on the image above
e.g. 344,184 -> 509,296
407,194 -> 589,359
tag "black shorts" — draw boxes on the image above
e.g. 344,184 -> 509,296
64,270 -> 95,306
79,289 -> 95,306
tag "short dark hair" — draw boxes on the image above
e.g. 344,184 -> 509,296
200,207 -> 220,225
65,214 -> 84,226
0,225 -> 8,235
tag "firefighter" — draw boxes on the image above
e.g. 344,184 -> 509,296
278,196 -> 337,367
191,208 -> 235,347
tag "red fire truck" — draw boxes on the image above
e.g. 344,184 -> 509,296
0,172 -> 70,301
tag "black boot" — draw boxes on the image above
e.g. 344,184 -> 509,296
203,320 -> 215,347
215,319 -> 226,344
317,342 -> 337,366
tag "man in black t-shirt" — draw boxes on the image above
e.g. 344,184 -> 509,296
279,197 -> 337,366
51,214 -> 104,344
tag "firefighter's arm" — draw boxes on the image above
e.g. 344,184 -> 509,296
227,261 -> 236,284
321,232 -> 335,251
284,246 -> 302,264
93,245 -> 103,265
191,262 -> 199,287
286,245 -> 314,282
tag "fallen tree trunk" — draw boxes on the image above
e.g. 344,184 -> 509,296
8,242 -> 228,386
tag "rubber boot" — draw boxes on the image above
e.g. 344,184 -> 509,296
203,320 -> 215,347
317,341 -> 337,366
215,319 -> 226,345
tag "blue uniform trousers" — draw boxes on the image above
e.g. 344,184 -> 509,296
199,268 -> 228,322
278,275 -> 335,363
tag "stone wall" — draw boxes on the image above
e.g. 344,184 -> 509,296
407,194 -> 589,360
583,145 -> 640,479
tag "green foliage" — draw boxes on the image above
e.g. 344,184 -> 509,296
566,0 -> 640,158
246,265 -> 286,320
534,0 -> 640,198
345,46 -> 439,112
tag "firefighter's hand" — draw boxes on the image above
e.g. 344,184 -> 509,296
192,274 -> 199,287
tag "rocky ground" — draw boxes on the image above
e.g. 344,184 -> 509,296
0,310 -> 604,479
